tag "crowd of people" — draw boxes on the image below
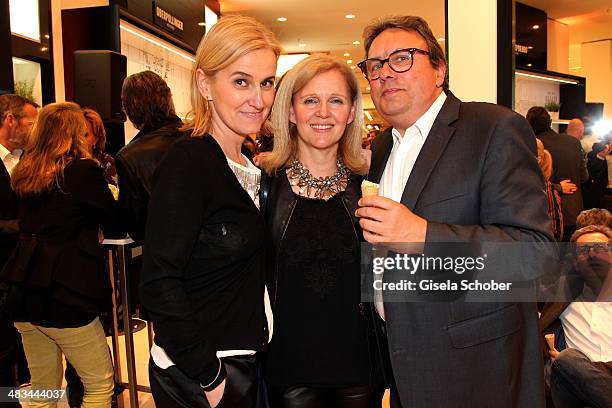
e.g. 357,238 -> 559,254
0,13 -> 610,408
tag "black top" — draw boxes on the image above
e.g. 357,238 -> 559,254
264,192 -> 370,387
1,159 -> 119,327
116,116 -> 183,242
141,135 -> 268,388
0,159 -> 18,268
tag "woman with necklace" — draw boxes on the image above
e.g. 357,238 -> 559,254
141,15 -> 280,408
259,54 -> 384,407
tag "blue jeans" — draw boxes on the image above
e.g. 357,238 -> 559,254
551,348 -> 612,408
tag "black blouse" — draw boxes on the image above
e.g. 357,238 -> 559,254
264,192 -> 371,387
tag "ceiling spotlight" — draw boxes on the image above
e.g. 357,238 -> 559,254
527,63 -> 532,67
532,25 -> 540,29
346,59 -> 353,64
277,17 -> 287,22
299,42 -> 307,48
350,65 -> 356,69
41,47 -> 48,51
352,40 -> 360,45
527,46 -> 534,49
343,52 -> 350,57
345,14 -> 356,19
44,34 -> 50,39
197,22 -> 205,26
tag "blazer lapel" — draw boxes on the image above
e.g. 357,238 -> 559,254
368,128 -> 394,183
400,92 -> 461,210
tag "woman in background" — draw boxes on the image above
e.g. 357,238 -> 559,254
1,102 -> 117,407
82,107 -> 117,186
259,54 -> 384,407
537,138 -> 563,241
141,15 -> 280,408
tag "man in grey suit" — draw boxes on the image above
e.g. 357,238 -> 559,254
355,16 -> 554,407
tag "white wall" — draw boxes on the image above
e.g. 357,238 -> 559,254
547,19 -> 569,74
447,0 -> 497,103
582,40 -> 612,119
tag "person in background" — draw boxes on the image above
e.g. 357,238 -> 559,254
540,225 -> 611,408
0,94 -> 37,406
565,119 -> 585,142
576,208 -> 612,230
116,70 -> 183,243
1,102 -> 119,407
536,138 -> 564,241
528,107 -> 588,240
583,142 -> 610,210
259,54 -> 384,407
141,15 -> 280,408
82,108 -> 117,186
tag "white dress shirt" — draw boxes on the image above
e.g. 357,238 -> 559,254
0,143 -> 22,176
379,92 -> 447,202
560,294 -> 612,362
376,91 -> 447,320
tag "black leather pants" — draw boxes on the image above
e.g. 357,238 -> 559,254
267,384 -> 384,408
149,355 -> 260,408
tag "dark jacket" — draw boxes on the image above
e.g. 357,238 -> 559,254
538,129 -> 589,226
141,135 -> 268,388
261,170 -> 388,387
0,160 -> 18,268
1,159 -> 120,323
583,148 -> 609,209
115,116 -> 183,242
369,92 -> 553,407
0,159 -> 19,360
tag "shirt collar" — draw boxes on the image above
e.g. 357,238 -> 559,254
0,142 -> 11,162
391,91 -> 447,142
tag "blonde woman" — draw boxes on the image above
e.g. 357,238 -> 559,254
141,15 -> 281,408
259,55 -> 384,407
537,138 -> 564,240
1,102 -> 117,407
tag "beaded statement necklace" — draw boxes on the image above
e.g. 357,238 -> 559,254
286,159 -> 349,201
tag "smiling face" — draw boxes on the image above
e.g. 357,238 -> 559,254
196,47 -> 277,141
368,28 -> 445,132
290,69 -> 356,158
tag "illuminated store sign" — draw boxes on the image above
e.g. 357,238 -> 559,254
153,3 -> 184,37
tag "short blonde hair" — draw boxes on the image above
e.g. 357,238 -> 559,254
183,15 -> 282,137
260,54 -> 367,175
82,108 -> 106,152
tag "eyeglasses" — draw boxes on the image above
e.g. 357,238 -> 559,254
357,48 -> 430,80
575,243 -> 611,256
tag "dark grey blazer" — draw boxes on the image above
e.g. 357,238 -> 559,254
369,92 -> 553,407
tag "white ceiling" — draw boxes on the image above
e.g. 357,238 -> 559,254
220,0 -> 446,126
220,0 -> 446,62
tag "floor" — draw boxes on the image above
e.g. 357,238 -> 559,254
22,325 -> 390,407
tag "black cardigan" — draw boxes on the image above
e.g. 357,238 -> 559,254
1,159 -> 120,326
141,135 -> 268,388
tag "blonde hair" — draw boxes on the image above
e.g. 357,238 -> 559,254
536,138 -> 553,181
183,15 -> 282,137
260,54 -> 367,175
12,102 -> 90,196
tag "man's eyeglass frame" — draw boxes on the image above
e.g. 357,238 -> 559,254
357,48 -> 430,80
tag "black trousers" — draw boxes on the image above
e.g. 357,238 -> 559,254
149,355 -> 260,408
267,384 -> 384,408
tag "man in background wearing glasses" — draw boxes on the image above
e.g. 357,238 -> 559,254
355,16 -> 553,407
